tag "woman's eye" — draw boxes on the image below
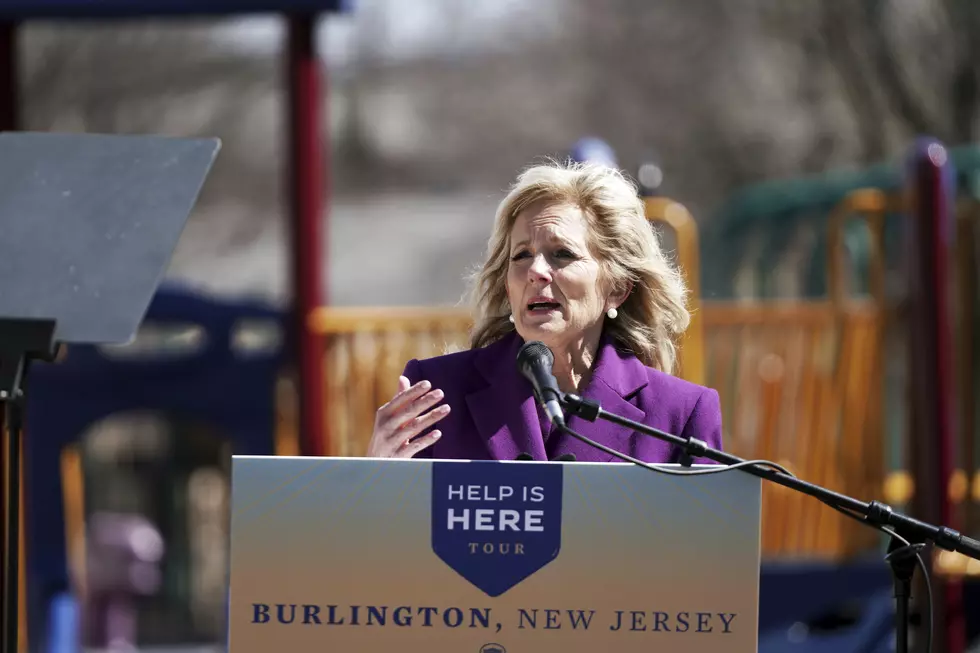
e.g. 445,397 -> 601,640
510,250 -> 530,261
555,248 -> 576,259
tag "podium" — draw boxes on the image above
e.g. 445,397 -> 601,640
227,456 -> 763,652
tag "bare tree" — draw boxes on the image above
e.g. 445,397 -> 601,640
20,21 -> 286,253
16,1 -> 980,301
750,0 -> 980,164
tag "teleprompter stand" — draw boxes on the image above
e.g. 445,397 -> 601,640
0,319 -> 56,653
0,131 -> 220,653
558,391 -> 980,653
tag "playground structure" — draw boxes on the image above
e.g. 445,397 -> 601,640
0,2 -> 976,651
16,139 -> 980,653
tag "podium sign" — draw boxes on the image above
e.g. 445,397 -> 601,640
227,456 -> 762,653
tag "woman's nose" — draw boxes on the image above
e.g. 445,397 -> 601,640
528,254 -> 553,282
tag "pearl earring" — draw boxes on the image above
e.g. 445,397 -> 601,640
606,307 -> 618,319
508,314 -> 515,323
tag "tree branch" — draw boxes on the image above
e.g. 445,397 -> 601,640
819,2 -> 888,162
944,0 -> 980,141
859,0 -> 936,137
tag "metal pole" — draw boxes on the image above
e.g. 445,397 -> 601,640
907,138 -> 963,653
0,21 -> 20,653
287,13 -> 327,457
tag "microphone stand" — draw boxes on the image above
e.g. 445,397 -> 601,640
559,392 -> 980,653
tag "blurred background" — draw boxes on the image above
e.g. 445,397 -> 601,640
6,0 -> 980,651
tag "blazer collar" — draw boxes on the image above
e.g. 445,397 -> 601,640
465,332 -> 545,460
552,332 -> 649,462
465,330 -> 650,462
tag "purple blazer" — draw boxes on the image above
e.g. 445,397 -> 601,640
402,330 -> 723,463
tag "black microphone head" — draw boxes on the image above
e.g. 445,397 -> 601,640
554,453 -> 577,462
516,340 -> 566,426
517,340 -> 554,372
515,452 -> 534,461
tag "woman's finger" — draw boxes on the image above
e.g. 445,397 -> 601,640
391,389 -> 445,430
379,379 -> 432,416
396,403 -> 451,440
398,430 -> 442,458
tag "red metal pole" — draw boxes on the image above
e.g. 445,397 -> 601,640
906,138 -> 962,653
287,14 -> 327,457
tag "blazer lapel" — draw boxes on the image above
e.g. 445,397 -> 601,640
552,335 -> 649,463
465,333 -> 549,461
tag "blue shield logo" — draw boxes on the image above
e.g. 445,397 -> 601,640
431,461 -> 563,597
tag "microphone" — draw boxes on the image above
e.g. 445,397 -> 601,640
516,341 -> 566,427
515,452 -> 533,461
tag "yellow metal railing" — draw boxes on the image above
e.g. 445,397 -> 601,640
308,307 -> 473,457
703,300 -> 884,558
644,197 -> 705,385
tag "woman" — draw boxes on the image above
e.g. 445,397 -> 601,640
366,160 -> 723,463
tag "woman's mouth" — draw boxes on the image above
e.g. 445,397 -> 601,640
527,301 -> 561,313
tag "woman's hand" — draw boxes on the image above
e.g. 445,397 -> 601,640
367,376 -> 450,458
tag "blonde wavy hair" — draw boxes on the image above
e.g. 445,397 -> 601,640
466,159 -> 691,374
